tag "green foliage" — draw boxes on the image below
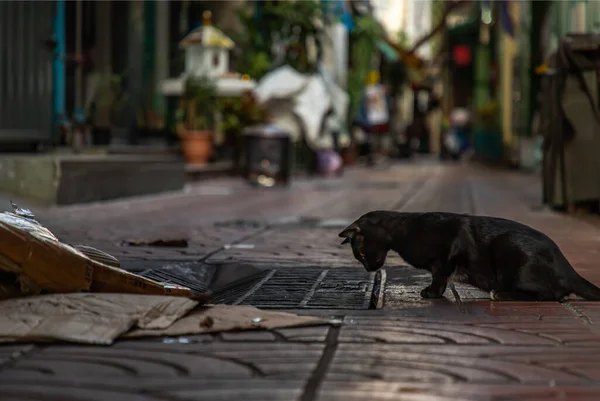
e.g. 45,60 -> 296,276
347,15 -> 382,120
396,30 -> 410,48
89,73 -> 128,126
217,92 -> 268,134
94,74 -> 127,113
230,7 -> 271,80
217,97 -> 243,134
180,75 -> 217,131
230,0 -> 325,79
246,52 -> 272,81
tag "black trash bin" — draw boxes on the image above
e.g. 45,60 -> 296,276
242,124 -> 292,187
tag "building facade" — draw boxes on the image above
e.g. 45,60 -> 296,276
0,1 -> 56,148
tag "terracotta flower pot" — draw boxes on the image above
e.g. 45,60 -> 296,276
179,130 -> 213,165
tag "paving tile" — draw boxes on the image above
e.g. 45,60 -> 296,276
337,316 -> 588,345
317,381 -> 600,401
219,331 -> 279,341
206,227 -> 359,266
0,378 -> 307,401
466,301 -> 578,319
0,345 -> 35,367
0,383 -> 162,401
109,342 -> 325,379
4,347 -> 255,379
383,266 -> 490,309
328,344 -> 600,384
274,326 -> 330,342
567,302 -> 600,324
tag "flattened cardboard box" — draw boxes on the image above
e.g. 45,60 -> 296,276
0,213 -> 92,293
0,293 -> 199,344
0,294 -> 329,344
0,212 -> 197,298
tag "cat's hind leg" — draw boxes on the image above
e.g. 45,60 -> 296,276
490,233 -> 567,302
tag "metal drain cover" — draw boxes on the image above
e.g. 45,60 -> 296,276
213,267 -> 379,310
134,261 -> 383,310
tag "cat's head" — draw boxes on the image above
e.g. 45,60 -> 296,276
338,214 -> 392,272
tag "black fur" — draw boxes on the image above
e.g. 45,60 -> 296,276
339,210 -> 600,301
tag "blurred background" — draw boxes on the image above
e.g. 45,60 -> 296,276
0,0 -> 598,213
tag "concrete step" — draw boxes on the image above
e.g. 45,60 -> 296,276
0,154 -> 186,205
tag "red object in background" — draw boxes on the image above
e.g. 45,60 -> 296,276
453,45 -> 472,66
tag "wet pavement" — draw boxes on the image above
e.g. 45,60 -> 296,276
2,159 -> 600,400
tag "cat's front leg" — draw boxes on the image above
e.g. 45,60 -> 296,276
420,277 -> 448,299
420,261 -> 457,299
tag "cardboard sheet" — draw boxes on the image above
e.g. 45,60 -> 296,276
0,210 -> 199,298
125,304 -> 328,338
0,212 -> 93,294
0,293 -> 198,345
0,294 -> 329,345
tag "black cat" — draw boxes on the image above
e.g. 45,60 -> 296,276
339,210 -> 600,301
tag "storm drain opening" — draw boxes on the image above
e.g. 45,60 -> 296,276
134,261 -> 384,310
212,267 -> 381,310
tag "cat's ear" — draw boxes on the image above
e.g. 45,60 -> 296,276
339,224 -> 360,243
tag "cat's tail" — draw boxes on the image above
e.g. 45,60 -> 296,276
572,275 -> 600,301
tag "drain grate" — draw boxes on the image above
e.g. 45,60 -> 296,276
135,262 -> 382,310
211,269 -> 273,304
139,268 -> 209,294
213,267 -> 378,310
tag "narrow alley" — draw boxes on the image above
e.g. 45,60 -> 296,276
1,160 -> 600,401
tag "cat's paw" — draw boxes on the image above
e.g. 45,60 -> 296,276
490,290 -> 498,301
420,286 -> 444,299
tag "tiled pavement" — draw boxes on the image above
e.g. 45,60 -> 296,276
2,159 -> 600,400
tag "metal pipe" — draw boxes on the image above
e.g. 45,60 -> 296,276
52,0 -> 66,138
75,0 -> 82,109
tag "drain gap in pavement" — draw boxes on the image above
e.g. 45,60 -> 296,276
132,260 -> 383,310
214,267 -> 380,310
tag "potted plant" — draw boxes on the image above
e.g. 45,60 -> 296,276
177,75 -> 217,165
89,73 -> 127,145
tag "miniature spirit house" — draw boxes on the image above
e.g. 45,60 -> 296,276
179,11 -> 235,78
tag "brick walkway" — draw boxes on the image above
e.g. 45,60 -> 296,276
2,159 -> 600,401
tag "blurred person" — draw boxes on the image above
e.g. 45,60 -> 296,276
441,107 -> 471,161
355,71 -> 392,166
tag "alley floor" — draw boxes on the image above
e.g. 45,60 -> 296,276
2,159 -> 600,401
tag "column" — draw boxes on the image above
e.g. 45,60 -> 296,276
154,0 -> 169,113
571,1 -> 586,33
95,1 -> 112,73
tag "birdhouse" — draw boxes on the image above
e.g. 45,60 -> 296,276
179,11 -> 235,78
